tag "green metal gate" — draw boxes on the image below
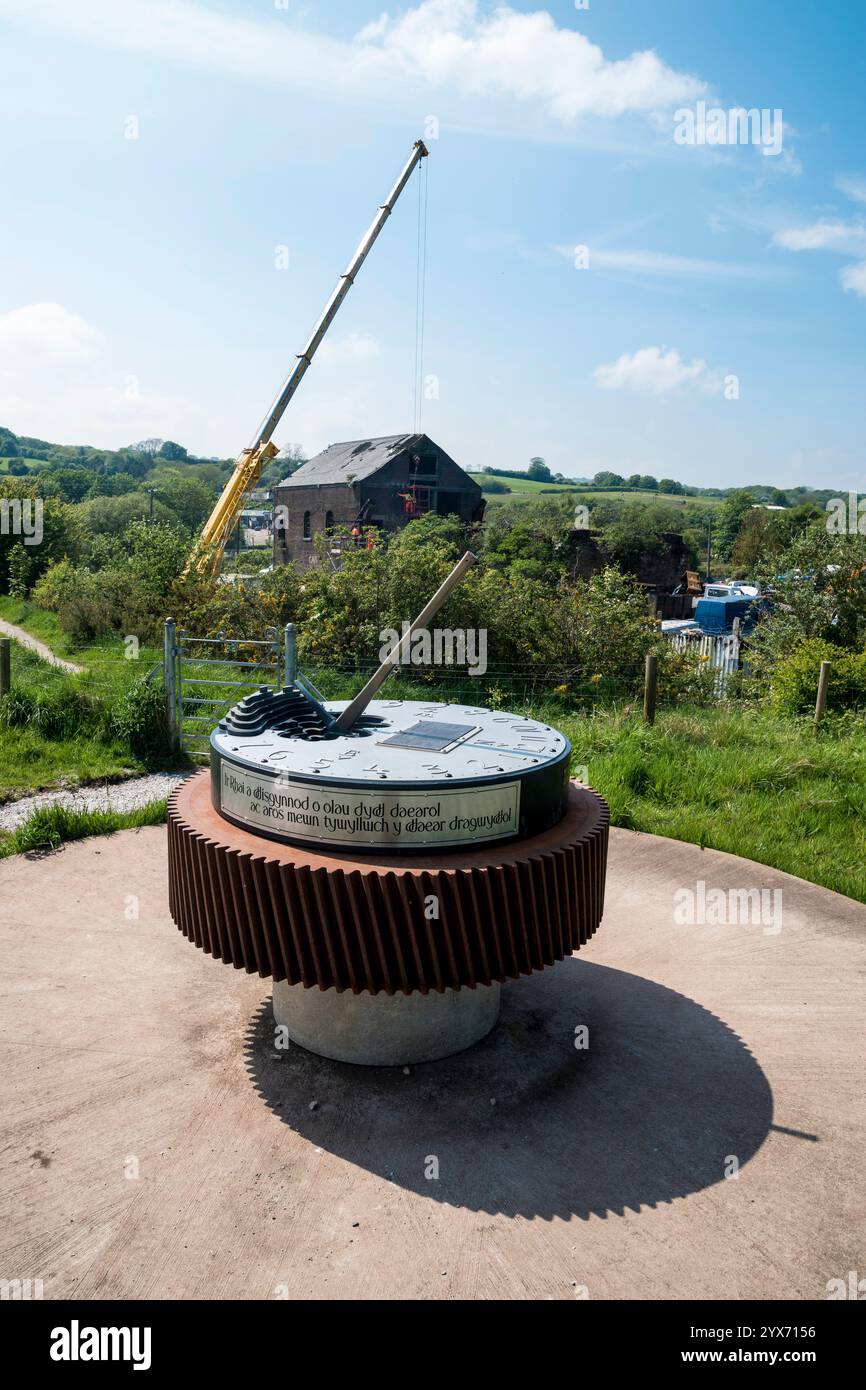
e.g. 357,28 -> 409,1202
163,619 -> 298,762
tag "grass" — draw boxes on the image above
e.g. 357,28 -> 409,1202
468,475 -> 721,510
0,457 -> 50,474
304,668 -> 866,902
0,596 -> 161,676
468,474 -> 582,495
0,632 -> 161,797
0,727 -> 139,797
552,704 -> 866,903
0,799 -> 168,857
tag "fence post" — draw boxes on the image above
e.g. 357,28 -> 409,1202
815,659 -> 831,725
283,622 -> 297,688
0,638 -> 9,698
164,618 -> 178,749
644,652 -> 658,726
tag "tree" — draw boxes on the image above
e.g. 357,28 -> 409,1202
715,489 -> 757,560
158,440 -> 188,461
42,468 -> 92,504
749,527 -> 866,672
0,479 -> 84,594
128,438 -> 164,459
592,471 -> 625,488
81,492 -> 173,538
87,472 -> 140,499
6,542 -> 34,598
527,457 -> 552,483
149,473 -> 215,529
730,508 -> 778,572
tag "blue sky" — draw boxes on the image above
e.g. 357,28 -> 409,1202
0,0 -> 864,487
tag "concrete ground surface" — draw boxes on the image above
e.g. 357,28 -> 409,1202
0,824 -> 863,1301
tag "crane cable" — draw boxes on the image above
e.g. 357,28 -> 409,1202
413,156 -> 429,434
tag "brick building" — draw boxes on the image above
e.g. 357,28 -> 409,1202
273,433 -> 485,568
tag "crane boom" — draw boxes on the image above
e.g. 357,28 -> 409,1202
187,138 -> 429,578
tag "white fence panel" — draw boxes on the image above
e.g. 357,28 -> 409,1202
666,631 -> 741,695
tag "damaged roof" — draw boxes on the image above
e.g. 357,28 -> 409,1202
276,434 -> 425,488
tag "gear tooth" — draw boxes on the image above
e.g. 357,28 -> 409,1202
167,774 -> 608,993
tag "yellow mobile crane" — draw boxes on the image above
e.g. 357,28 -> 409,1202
186,139 -> 429,578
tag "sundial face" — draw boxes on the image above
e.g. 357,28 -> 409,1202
211,699 -> 572,852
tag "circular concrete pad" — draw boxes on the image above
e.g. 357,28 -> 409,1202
0,824 -> 863,1300
273,980 -> 501,1066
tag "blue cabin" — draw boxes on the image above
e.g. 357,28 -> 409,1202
694,593 -> 752,634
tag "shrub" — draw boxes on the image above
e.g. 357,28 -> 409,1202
769,639 -> 866,714
109,675 -> 172,762
33,520 -> 191,643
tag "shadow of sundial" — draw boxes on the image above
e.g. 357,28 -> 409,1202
244,957 -> 773,1220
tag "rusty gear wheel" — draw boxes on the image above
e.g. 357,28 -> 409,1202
168,771 -> 609,996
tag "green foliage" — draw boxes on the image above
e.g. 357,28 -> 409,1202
0,799 -> 167,858
86,471 -> 141,499
79,492 -> 173,536
41,468 -> 93,503
527,457 -> 551,482
146,471 -> 214,529
6,541 -> 34,598
560,705 -> 866,902
481,495 -> 575,582
108,675 -> 172,760
715,488 -> 756,560
748,527 -> 866,676
33,520 -> 192,642
563,566 -> 658,679
0,479 -> 84,595
769,639 -> 866,715
0,678 -> 103,740
730,502 -> 824,571
158,440 -> 188,461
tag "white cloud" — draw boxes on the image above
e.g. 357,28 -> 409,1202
841,262 -> 866,297
773,179 -> 866,303
556,245 -> 773,280
317,333 -> 380,366
0,0 -> 706,134
354,1 -> 705,121
594,346 -> 722,395
0,303 -> 197,447
835,173 -> 866,205
0,302 -> 101,363
773,220 -> 866,253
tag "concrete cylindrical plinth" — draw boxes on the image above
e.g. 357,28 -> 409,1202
273,980 -> 501,1066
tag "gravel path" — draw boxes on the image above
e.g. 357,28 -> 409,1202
0,771 -> 187,831
0,619 -> 84,674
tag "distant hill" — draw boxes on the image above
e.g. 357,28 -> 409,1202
469,465 -> 843,509
0,426 -> 844,511
0,426 -> 230,476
